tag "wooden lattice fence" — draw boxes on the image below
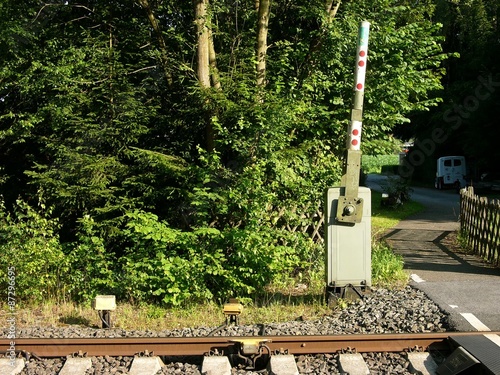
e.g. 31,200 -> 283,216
460,186 -> 500,266
268,202 -> 325,244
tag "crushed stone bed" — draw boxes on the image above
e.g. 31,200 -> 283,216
4,286 -> 451,374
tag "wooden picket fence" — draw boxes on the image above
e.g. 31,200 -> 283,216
460,186 -> 500,266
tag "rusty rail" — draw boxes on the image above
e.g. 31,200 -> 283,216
3,331 -> 497,357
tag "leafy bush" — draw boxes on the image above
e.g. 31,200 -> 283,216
120,210 -> 224,305
119,209 -> 318,305
116,145 -> 339,306
381,176 -> 413,206
0,143 -> 341,306
362,154 -> 400,174
371,241 -> 408,287
0,199 -> 70,302
65,215 -> 117,302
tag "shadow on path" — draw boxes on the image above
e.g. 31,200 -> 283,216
383,229 -> 500,279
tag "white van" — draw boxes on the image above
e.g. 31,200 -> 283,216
435,156 -> 467,190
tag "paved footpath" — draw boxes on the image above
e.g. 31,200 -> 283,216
366,175 -> 500,332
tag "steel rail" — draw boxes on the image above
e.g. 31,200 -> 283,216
2,331 -> 498,357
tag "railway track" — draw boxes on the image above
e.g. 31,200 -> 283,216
2,331 -> 500,374
0,331 -> 491,356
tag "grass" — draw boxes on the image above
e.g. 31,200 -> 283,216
371,242 -> 408,288
362,154 -> 399,174
1,299 -> 332,331
2,185 -> 426,331
371,190 -> 425,237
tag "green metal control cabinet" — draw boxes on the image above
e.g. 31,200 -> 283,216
325,186 -> 371,290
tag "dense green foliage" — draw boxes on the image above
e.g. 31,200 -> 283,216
362,154 -> 400,174
400,0 -> 500,181
0,200 -> 69,300
371,241 -> 408,287
0,0 -> 452,305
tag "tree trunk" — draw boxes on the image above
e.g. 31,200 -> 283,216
256,0 -> 271,87
195,0 -> 210,88
209,28 -> 221,90
137,0 -> 173,86
299,0 -> 341,80
325,0 -> 341,21
195,0 -> 215,151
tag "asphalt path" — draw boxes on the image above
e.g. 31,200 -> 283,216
365,174 -> 500,332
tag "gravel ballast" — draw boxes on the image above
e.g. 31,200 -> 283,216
5,287 -> 451,374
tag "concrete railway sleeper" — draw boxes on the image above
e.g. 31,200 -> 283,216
0,352 -> 433,375
1,331 -> 499,375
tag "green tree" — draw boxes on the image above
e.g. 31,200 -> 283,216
404,0 -> 500,181
0,0 -> 455,304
